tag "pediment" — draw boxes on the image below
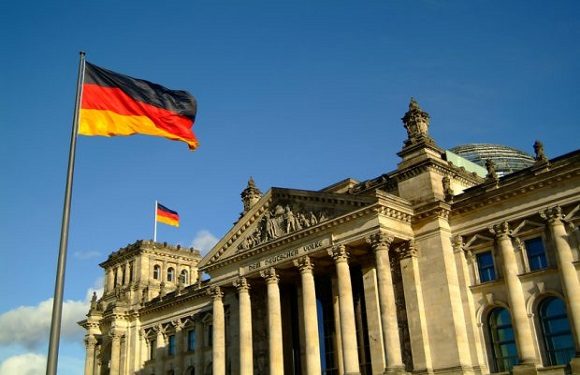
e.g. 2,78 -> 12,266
463,233 -> 494,249
198,187 -> 375,270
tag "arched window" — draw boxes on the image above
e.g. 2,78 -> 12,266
539,297 -> 575,366
180,269 -> 189,285
488,307 -> 519,372
153,265 -> 161,280
167,267 -> 175,282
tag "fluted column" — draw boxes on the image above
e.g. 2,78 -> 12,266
209,286 -> 226,375
84,335 -> 97,375
106,268 -> 114,293
541,207 -> 580,352
367,233 -> 405,373
491,222 -> 537,365
294,256 -> 322,374
234,277 -> 254,374
261,267 -> 284,375
109,329 -> 122,375
328,245 -> 360,375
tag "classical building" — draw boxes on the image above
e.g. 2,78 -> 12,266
80,99 -> 580,375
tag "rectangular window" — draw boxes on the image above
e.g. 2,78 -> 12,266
525,237 -> 547,271
149,339 -> 156,360
477,251 -> 496,282
187,330 -> 196,351
207,325 -> 213,346
168,335 -> 176,356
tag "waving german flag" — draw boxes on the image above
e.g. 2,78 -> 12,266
156,203 -> 180,227
79,62 -> 198,150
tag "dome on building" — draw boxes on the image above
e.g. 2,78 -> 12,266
449,143 -> 535,177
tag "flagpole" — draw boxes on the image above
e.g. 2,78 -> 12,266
46,51 -> 86,375
154,200 -> 158,242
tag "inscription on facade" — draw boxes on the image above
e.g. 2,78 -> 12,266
243,237 -> 329,274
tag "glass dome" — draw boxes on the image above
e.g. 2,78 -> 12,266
449,144 -> 535,177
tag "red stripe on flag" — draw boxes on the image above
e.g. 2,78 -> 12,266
82,84 -> 195,141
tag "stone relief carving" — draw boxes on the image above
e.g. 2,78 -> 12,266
401,97 -> 431,146
237,203 -> 331,252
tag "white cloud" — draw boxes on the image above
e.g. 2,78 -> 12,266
0,298 -> 87,350
0,353 -> 45,375
0,280 -> 103,350
191,230 -> 218,255
73,250 -> 101,260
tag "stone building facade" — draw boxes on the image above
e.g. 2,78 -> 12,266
80,99 -> 580,375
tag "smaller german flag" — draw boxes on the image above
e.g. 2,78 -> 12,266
157,203 -> 180,227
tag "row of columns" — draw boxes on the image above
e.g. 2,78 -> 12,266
209,234 -> 406,375
106,261 -> 134,292
488,206 -> 580,369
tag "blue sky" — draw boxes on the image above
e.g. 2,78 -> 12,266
1,1 -> 579,373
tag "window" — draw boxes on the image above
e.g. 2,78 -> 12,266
488,308 -> 519,372
477,251 -> 496,282
167,267 -> 175,282
180,269 -> 189,285
153,265 -> 161,280
168,335 -> 176,356
149,339 -> 156,360
525,237 -> 547,271
187,330 -> 196,351
539,297 -> 575,366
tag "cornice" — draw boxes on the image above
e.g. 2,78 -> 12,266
412,200 -> 451,223
139,285 -> 210,316
452,153 -> 580,215
100,240 -> 201,268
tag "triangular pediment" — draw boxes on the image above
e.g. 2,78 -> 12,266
198,187 -> 375,270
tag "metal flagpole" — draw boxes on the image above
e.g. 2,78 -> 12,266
154,200 -> 158,242
46,51 -> 86,375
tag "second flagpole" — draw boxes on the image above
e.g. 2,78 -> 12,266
154,200 -> 158,242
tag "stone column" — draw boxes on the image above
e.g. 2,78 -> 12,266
366,233 -> 405,373
155,328 -> 164,375
261,267 -> 284,375
541,206 -> 580,368
174,321 -> 185,374
294,256 -> 322,375
106,268 -> 114,293
398,241 -> 432,373
109,330 -> 122,375
195,318 -> 204,374
234,277 -> 254,374
84,335 -> 97,375
328,245 -> 360,375
491,222 -> 537,368
208,286 -> 226,375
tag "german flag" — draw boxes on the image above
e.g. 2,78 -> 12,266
157,203 -> 180,227
79,62 -> 198,150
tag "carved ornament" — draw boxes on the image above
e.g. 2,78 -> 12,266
207,286 -> 223,300
293,255 -> 314,273
540,206 -> 564,224
260,267 -> 279,283
328,245 -> 349,262
366,232 -> 394,251
490,221 -> 511,239
401,97 -> 431,146
397,240 -> 418,259
233,277 -> 250,292
237,203 -> 331,252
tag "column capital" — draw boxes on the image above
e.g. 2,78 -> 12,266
294,255 -> 314,273
397,240 -> 419,259
233,276 -> 250,292
109,329 -> 124,340
452,235 -> 464,253
328,244 -> 349,262
207,286 -> 224,300
260,267 -> 279,284
490,221 -> 511,239
540,205 -> 565,224
366,232 -> 394,251
171,319 -> 185,332
85,334 -> 97,347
